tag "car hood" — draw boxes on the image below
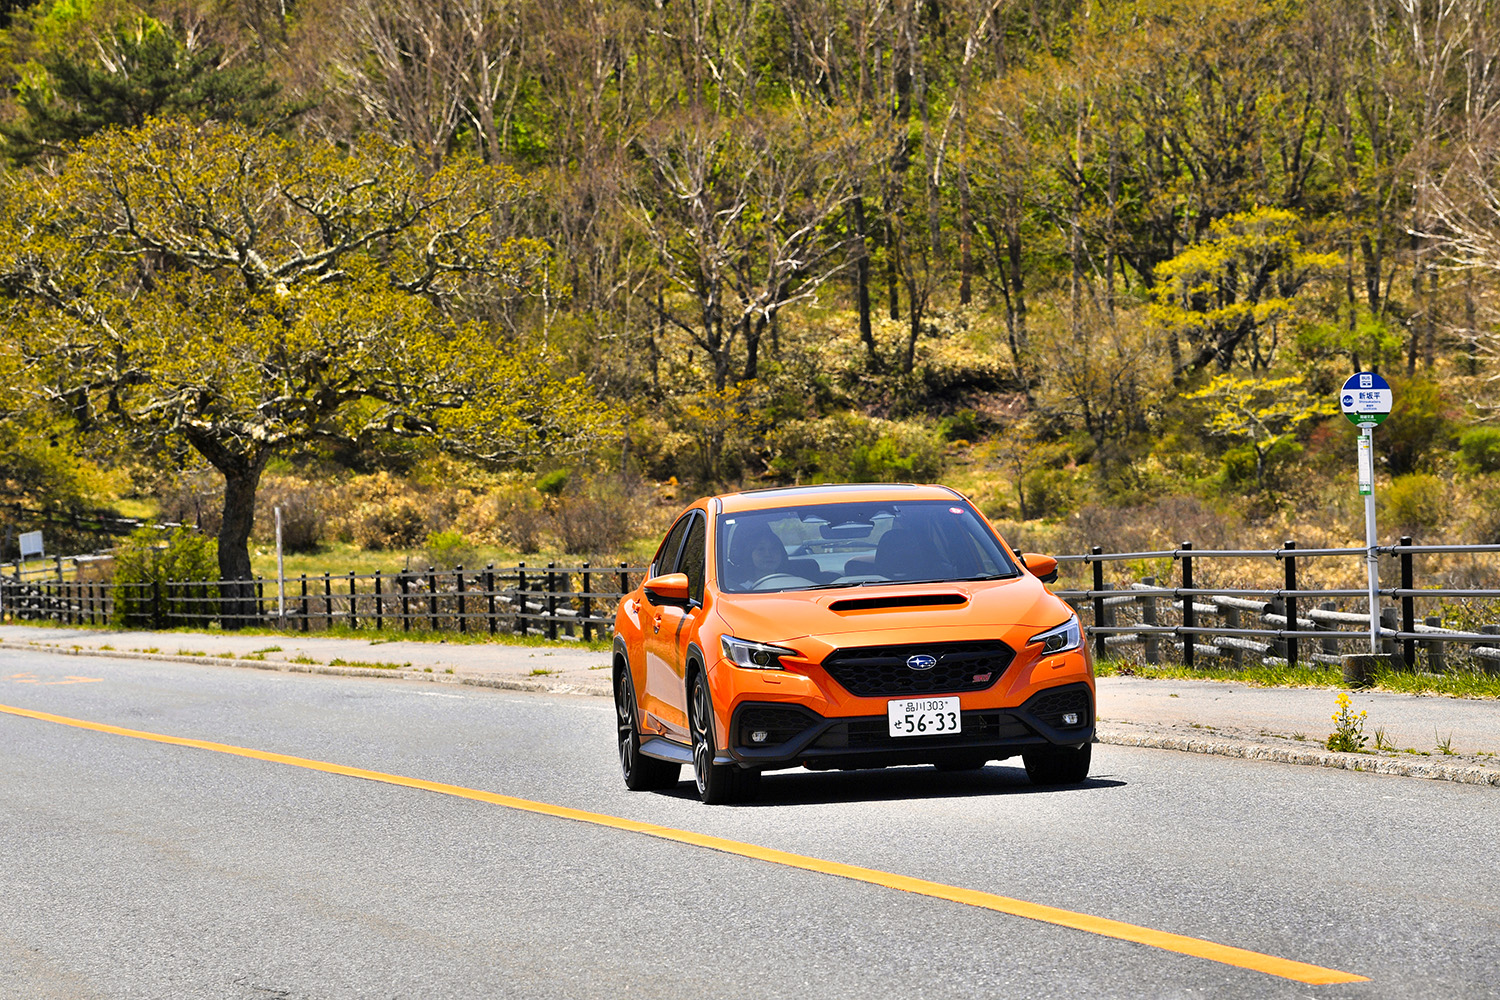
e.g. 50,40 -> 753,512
710,575 -> 1070,648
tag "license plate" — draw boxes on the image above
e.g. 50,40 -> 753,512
887,696 -> 962,737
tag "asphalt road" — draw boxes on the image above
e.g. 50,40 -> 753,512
2,649 -> 1496,999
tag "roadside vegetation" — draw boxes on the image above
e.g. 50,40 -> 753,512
1097,660 -> 1500,700
2,0 -> 1499,615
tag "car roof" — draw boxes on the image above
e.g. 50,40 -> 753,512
713,482 -> 965,514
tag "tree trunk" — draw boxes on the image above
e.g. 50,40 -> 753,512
850,194 -> 877,363
200,443 -> 270,630
213,449 -> 268,629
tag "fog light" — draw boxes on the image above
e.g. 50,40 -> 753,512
750,730 -> 770,743
1061,712 -> 1080,726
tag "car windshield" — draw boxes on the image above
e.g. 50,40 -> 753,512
716,500 -> 1021,593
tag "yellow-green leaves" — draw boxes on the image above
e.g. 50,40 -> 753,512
0,115 -> 608,487
1151,208 -> 1339,375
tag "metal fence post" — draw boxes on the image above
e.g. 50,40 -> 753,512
1091,546 -> 1107,661
485,565 -> 497,635
348,571 -> 358,631
1181,542 -> 1194,669
582,562 -> 593,642
427,567 -> 439,632
323,572 -> 333,629
1141,576 -> 1159,665
300,573 -> 309,632
152,578 -> 162,629
399,571 -> 411,632
1283,540 -> 1298,668
374,571 -> 383,632
1400,535 -> 1415,669
546,562 -> 558,641
516,562 -> 527,636
456,566 -> 468,635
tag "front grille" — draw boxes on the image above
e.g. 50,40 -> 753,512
1024,685 -> 1092,729
812,711 -> 1030,749
736,704 -> 819,747
819,640 -> 1015,697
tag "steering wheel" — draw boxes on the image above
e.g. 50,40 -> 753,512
749,573 -> 812,591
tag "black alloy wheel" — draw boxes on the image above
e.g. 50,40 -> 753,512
1021,743 -> 1091,785
616,665 -> 680,790
690,674 -> 759,804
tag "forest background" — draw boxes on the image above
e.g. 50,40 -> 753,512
3,0 -> 1500,584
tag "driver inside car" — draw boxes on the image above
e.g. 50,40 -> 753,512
727,524 -> 791,588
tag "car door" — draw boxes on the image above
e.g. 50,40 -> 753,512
642,510 -> 705,740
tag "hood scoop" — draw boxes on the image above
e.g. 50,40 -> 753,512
829,593 -> 968,613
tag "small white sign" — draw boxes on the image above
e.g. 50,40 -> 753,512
1357,433 -> 1374,496
18,530 -> 43,559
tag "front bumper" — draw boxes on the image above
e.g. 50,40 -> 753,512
725,682 -> 1094,771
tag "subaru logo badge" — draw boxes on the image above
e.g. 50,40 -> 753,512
906,653 -> 937,671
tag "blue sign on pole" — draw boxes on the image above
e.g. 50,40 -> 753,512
1340,371 -> 1392,426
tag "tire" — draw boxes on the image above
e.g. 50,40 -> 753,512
616,665 -> 680,791
1022,743 -> 1091,786
690,673 -> 760,804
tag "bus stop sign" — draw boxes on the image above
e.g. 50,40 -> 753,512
1341,372 -> 1392,426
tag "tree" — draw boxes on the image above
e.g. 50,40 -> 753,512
1,15 -> 287,165
632,106 -> 872,390
0,117 -> 607,621
1151,208 -> 1340,376
1183,373 -> 1333,495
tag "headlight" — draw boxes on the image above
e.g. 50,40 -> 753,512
1029,617 -> 1081,655
720,635 -> 794,670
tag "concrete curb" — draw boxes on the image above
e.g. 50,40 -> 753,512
0,641 -> 611,698
8,640 -> 1497,786
1096,723 -> 1500,787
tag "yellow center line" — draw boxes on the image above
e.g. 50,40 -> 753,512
1,702 -> 1367,986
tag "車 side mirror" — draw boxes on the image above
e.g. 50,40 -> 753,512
644,572 -> 691,604
1021,553 -> 1059,584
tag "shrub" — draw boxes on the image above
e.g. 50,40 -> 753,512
254,476 -> 326,552
1382,474 -> 1448,538
768,413 -> 944,484
1458,427 -> 1500,475
1383,377 -> 1456,475
326,472 -> 430,550
422,529 -> 477,569
110,527 -> 218,627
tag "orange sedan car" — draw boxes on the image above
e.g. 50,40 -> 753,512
612,483 -> 1094,803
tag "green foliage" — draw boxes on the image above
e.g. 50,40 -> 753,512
767,413 -> 943,484
1458,428 -> 1500,475
1382,474 -> 1448,537
535,469 -> 570,496
1184,373 -> 1332,496
2,14 -> 288,165
422,529 -> 476,570
1382,378 -> 1455,476
109,526 -> 217,626
0,415 -> 110,511
1151,209 -> 1340,374
937,409 -> 984,443
1294,313 -> 1405,369
0,117 -> 610,581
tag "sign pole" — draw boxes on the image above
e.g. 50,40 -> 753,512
1341,371 -> 1393,659
1361,425 -> 1380,654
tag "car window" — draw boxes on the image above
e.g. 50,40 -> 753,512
716,500 -> 1019,593
680,514 -> 706,604
652,512 -> 693,578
